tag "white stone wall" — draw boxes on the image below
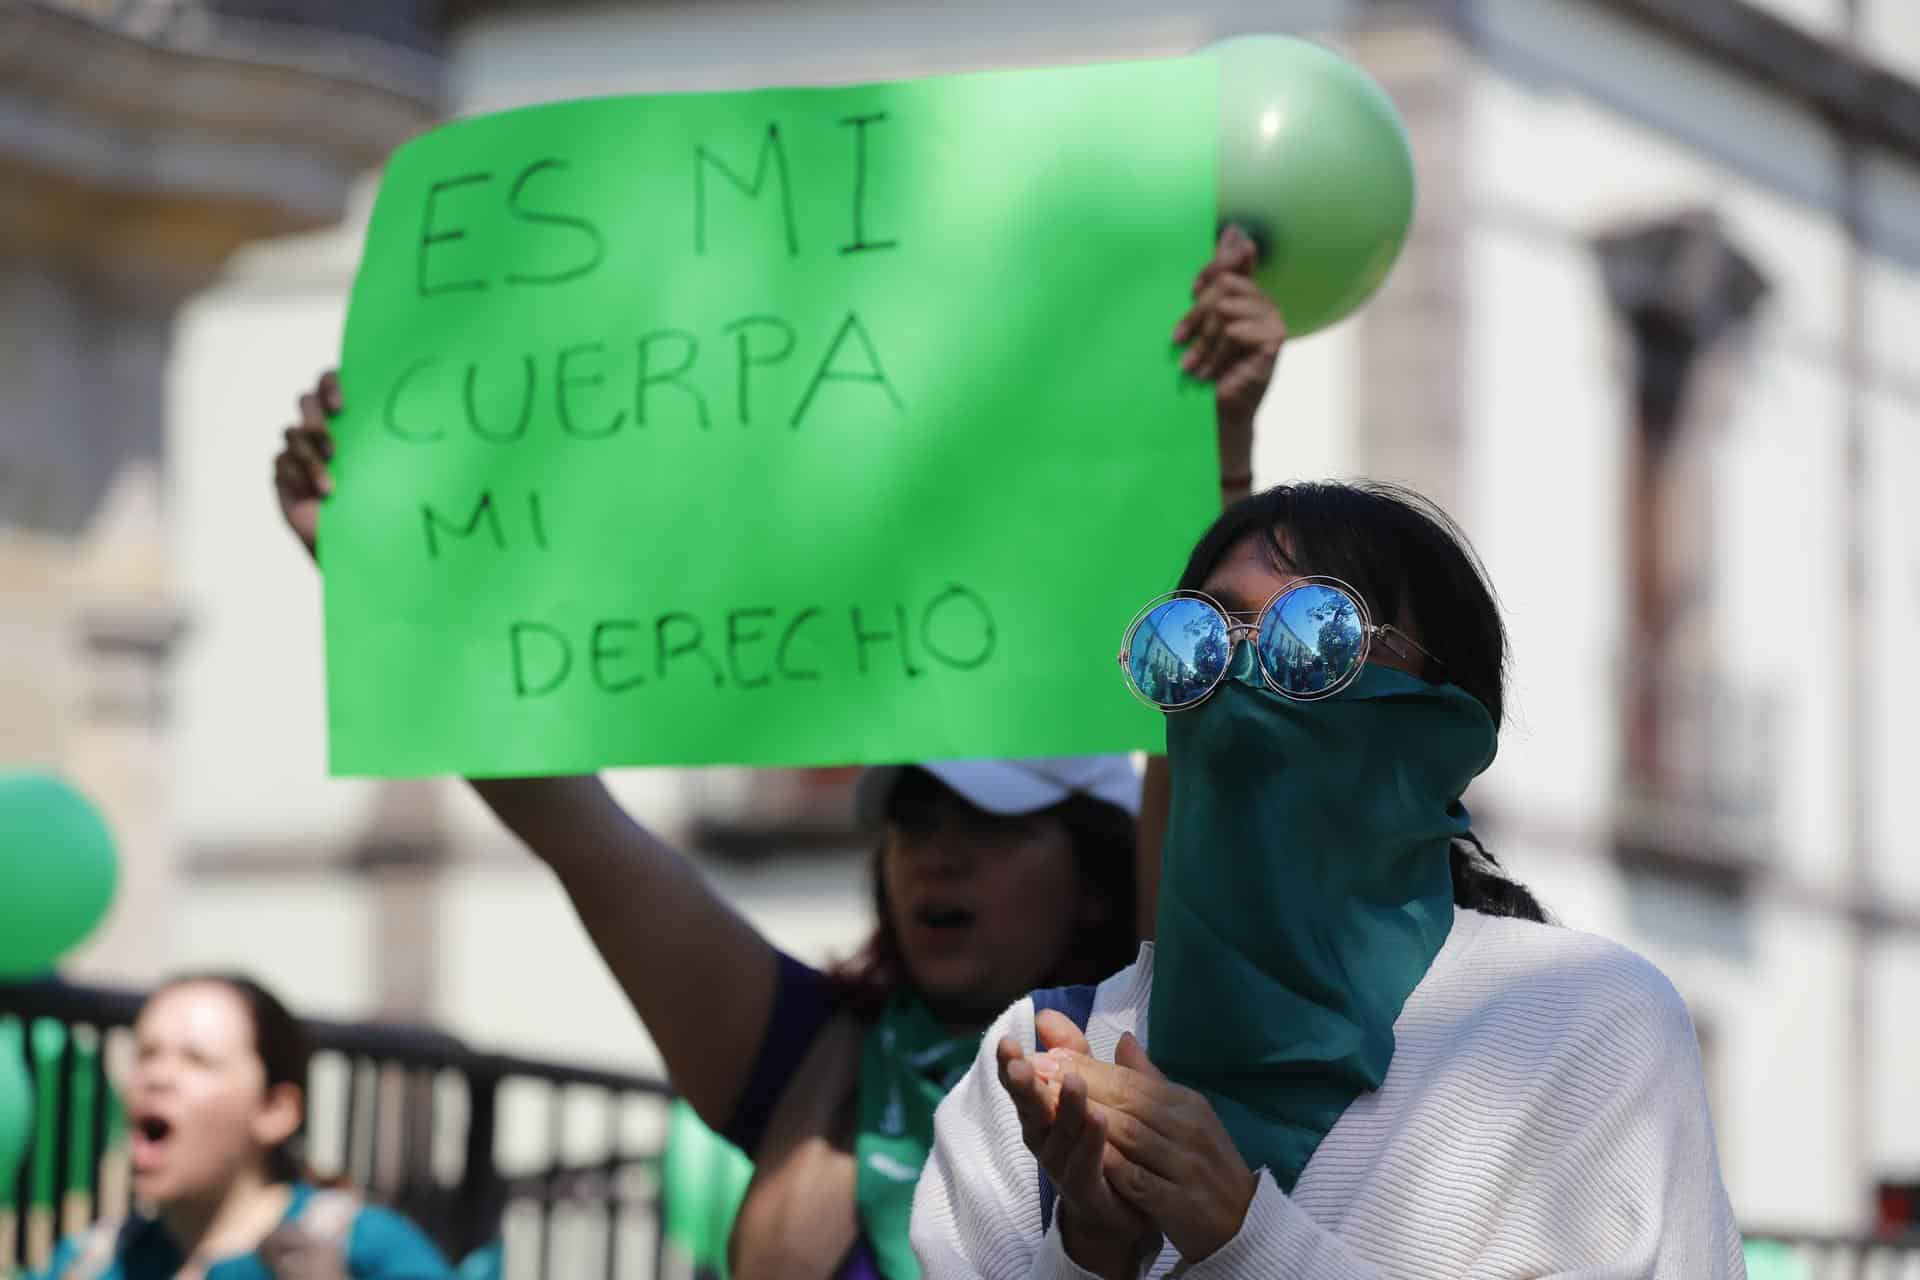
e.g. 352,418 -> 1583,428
1463,0 -> 1920,1232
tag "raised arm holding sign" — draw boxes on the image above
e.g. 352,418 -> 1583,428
273,224 -> 1280,1279
268,55 -> 1288,1280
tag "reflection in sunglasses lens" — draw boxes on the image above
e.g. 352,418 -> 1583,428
1256,585 -> 1365,696
1127,598 -> 1230,706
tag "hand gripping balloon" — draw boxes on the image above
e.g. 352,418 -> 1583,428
1207,34 -> 1416,337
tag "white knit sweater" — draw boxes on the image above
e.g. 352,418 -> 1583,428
910,907 -> 1746,1279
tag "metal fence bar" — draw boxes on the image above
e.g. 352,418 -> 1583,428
541,1084 -> 565,1279
604,1092 -> 621,1280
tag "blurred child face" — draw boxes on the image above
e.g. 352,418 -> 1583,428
881,777 -> 1093,1028
125,982 -> 300,1207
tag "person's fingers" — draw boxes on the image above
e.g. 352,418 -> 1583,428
1115,1033 -> 1165,1081
1173,297 -> 1217,346
998,1041 -> 1056,1150
1108,1151 -> 1174,1217
1208,287 -> 1281,320
297,421 -> 335,460
1064,1054 -> 1181,1121
318,370 -> 343,415
1058,1099 -> 1117,1209
1213,270 -> 1266,298
285,427 -> 326,471
298,392 -> 327,431
1036,1071 -> 1089,1178
283,428 -> 334,495
1182,274 -> 1278,355
1222,316 -> 1285,345
1191,240 -> 1230,296
274,454 -> 313,505
1035,1010 -> 1092,1058
1099,1094 -> 1186,1182
1199,307 -> 1229,365
1186,326 -> 1229,379
1218,223 -> 1260,274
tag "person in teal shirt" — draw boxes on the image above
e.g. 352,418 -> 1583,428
35,974 -> 450,1280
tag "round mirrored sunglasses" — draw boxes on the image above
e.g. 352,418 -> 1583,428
1116,577 -> 1438,711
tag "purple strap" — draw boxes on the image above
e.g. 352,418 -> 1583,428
720,951 -> 841,1156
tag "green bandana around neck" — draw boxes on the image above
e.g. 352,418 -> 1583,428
1147,659 -> 1496,1191
855,995 -> 977,1280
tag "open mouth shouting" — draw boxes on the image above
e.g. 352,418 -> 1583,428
129,1110 -> 176,1176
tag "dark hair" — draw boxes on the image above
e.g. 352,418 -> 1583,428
1178,480 -> 1549,924
150,973 -> 311,1183
832,769 -> 1139,1016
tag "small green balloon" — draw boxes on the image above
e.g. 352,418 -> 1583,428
0,1019 -> 28,1188
1209,34 -> 1416,337
0,771 -> 118,978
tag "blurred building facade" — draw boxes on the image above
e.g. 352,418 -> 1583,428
5,0 -> 1919,1238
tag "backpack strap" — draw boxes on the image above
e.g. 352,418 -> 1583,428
1027,983 -> 1099,1237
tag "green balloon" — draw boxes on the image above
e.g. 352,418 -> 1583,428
0,1019 -> 28,1189
1209,34 -> 1416,337
0,771 -> 118,978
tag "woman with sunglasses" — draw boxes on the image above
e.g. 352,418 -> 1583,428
268,228 -> 1283,1280
911,484 -> 1742,1278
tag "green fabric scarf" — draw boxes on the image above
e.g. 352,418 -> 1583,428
1148,659 -> 1496,1191
855,995 -> 976,1280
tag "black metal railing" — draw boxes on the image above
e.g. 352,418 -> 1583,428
11,980 -> 1918,1279
1,980 -> 673,1278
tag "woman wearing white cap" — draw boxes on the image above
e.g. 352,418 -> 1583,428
268,228 -> 1285,1280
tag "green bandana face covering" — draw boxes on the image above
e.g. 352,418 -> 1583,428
855,995 -> 976,1280
1147,657 -> 1497,1191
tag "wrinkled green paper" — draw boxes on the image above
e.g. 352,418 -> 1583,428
325,59 -> 1217,776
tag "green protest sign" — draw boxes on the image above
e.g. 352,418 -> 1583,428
324,58 -> 1219,776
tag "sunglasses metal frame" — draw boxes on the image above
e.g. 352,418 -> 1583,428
1115,575 -> 1442,711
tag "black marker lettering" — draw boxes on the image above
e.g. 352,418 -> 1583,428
385,357 -> 444,442
505,159 -> 605,286
921,585 -> 996,670
510,621 -> 571,697
418,173 -> 492,297
422,491 -> 505,559
636,330 -> 710,429
791,311 -> 903,428
464,357 -> 536,443
556,342 -> 625,439
527,492 -> 548,549
655,612 -> 725,687
778,608 -> 823,681
852,604 -> 922,678
695,124 -> 799,257
726,608 -> 776,689
721,316 -> 796,425
838,113 -> 897,255
590,621 -> 645,693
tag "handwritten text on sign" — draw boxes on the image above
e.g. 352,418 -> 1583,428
323,59 -> 1218,776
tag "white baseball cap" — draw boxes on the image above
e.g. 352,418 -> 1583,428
854,755 -> 1142,827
